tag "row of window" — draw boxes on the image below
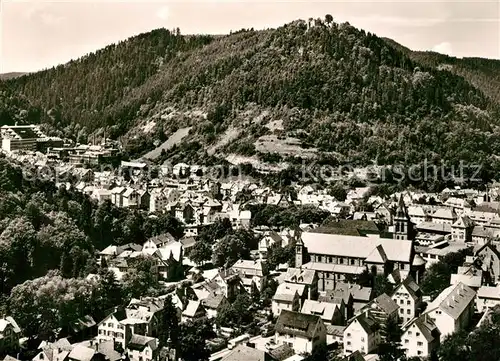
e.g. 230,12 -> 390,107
98,330 -> 124,338
403,339 -> 424,347
104,323 -> 125,329
399,308 -> 412,315
398,299 -> 412,305
311,255 -> 361,266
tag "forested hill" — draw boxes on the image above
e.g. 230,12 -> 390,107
2,19 -> 500,168
383,37 -> 500,104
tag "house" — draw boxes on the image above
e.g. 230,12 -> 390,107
111,187 -> 126,208
212,269 -> 244,302
422,282 -> 476,341
220,345 -> 277,361
201,294 -> 230,319
343,313 -> 380,356
326,325 -> 346,346
284,268 -> 318,301
340,350 -> 365,361
181,300 -> 206,323
258,232 -> 284,260
32,338 -> 73,361
142,234 -> 176,252
333,283 -> 374,315
360,293 -> 399,340
476,284 -> 500,312
391,276 -> 423,324
274,310 -> 326,355
231,259 -> 268,292
451,215 -> 474,243
96,308 -> 130,349
472,226 -> 500,245
66,315 -> 97,342
474,243 -> 500,284
450,265 -> 483,290
407,206 -> 428,225
319,288 -> 354,321
430,208 -> 457,225
123,188 -> 140,208
401,315 -> 440,359
126,335 -> 158,361
0,317 -> 21,354
272,284 -> 301,317
154,242 -> 183,281
67,345 -> 104,361
301,300 -> 343,325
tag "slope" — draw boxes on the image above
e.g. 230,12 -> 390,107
2,19 -> 500,171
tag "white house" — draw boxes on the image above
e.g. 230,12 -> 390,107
343,313 -> 380,356
272,284 -> 301,317
391,276 -> 422,324
422,282 -> 476,341
300,300 -> 342,325
401,315 -> 440,358
126,334 -> 158,361
476,284 -> 500,312
274,310 -> 326,355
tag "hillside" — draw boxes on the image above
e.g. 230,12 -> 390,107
0,72 -> 27,80
2,19 -> 500,170
383,37 -> 500,104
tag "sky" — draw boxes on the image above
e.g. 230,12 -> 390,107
0,0 -> 499,73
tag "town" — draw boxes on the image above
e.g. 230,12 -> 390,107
0,123 -> 500,361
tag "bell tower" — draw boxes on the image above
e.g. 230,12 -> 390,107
394,194 -> 413,240
296,237 -> 304,267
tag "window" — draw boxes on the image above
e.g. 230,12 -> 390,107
40,355 -> 44,360
416,332 -> 420,336
407,300 -> 411,305
108,323 -> 114,328
400,300 -> 404,305
407,309 -> 411,314
351,259 -> 355,265
404,339 -> 409,344
361,338 -> 365,342
400,309 -> 404,313
117,324 -> 124,330
347,341 -> 351,346
339,258 -> 344,264
347,333 -> 351,337
417,342 -> 423,346
408,331 -> 412,335
417,351 -> 422,355
145,350 -> 149,356
107,331 -> 113,336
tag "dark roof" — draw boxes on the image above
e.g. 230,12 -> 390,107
201,294 -> 226,309
151,233 -> 176,245
370,293 -> 399,315
310,226 -> 361,236
127,334 -> 156,351
320,219 -> 383,234
269,344 -> 294,361
275,310 -> 321,339
352,313 -> 379,334
341,350 -> 365,361
69,315 -> 96,333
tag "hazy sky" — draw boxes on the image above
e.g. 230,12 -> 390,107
1,0 -> 499,73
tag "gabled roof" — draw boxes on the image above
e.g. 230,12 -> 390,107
201,294 -> 227,310
404,315 -> 439,343
367,293 -> 399,315
68,345 -> 95,361
182,300 -> 205,317
301,300 -> 339,322
284,268 -> 316,285
0,317 -> 20,333
393,275 -> 422,300
275,310 -> 322,339
341,350 -> 365,361
348,313 -> 378,334
334,282 -> 373,302
274,283 -> 305,300
424,282 -> 476,320
452,215 -> 474,228
127,334 -> 157,351
301,232 -> 413,263
432,208 -> 457,220
221,345 -> 276,361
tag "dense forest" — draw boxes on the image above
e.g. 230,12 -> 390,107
1,18 -> 500,169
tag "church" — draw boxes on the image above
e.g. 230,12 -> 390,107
296,196 -> 426,291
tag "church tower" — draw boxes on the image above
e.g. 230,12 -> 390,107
393,194 -> 414,240
296,237 -> 304,267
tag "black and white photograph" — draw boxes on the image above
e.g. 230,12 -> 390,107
0,1 -> 499,360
